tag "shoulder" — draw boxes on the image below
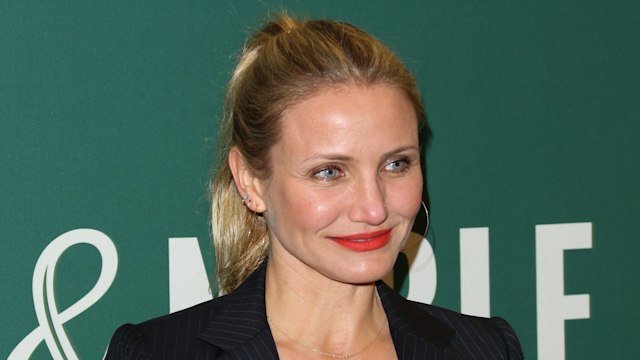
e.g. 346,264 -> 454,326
105,265 -> 270,359
410,301 -> 524,359
105,296 -> 230,360
377,282 -> 523,359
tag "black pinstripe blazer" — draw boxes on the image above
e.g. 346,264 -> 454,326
106,263 -> 524,359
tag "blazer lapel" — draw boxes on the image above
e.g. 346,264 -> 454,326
197,264 -> 460,360
198,264 -> 279,359
377,281 -> 461,360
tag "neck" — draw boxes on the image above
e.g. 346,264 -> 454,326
265,257 -> 387,357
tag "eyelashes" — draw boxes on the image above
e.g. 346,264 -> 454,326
313,166 -> 344,181
384,158 -> 411,172
310,156 -> 416,182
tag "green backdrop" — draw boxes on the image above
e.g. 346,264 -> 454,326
2,1 -> 638,359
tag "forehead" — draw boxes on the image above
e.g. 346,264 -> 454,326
275,84 -> 419,158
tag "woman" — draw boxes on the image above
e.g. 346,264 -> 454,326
106,14 -> 524,359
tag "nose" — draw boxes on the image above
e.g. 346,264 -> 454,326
348,175 -> 388,225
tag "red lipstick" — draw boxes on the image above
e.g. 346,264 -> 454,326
330,229 -> 392,252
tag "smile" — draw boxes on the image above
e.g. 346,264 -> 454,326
329,229 -> 392,252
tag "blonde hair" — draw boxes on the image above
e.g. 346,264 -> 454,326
211,13 -> 428,294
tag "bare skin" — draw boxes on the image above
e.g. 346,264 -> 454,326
230,84 -> 421,359
265,257 -> 397,359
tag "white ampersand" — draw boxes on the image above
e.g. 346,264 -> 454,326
9,228 -> 118,360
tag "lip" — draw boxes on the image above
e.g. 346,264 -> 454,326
329,229 -> 392,252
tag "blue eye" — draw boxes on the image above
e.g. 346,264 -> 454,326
385,159 -> 408,172
313,166 -> 343,180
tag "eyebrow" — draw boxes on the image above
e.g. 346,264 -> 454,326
302,145 -> 420,164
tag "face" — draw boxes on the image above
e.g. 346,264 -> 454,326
256,84 -> 423,285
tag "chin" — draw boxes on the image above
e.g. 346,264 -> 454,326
332,258 -> 396,285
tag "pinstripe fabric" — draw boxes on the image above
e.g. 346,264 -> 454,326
378,283 -> 524,360
106,263 -> 523,359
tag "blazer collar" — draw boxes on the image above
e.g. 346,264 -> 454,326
199,262 -> 457,359
198,263 -> 278,358
377,281 -> 458,358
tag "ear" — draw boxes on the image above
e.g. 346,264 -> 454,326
228,147 -> 267,213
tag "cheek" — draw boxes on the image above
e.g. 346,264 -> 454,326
390,176 -> 423,218
271,183 -> 344,234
